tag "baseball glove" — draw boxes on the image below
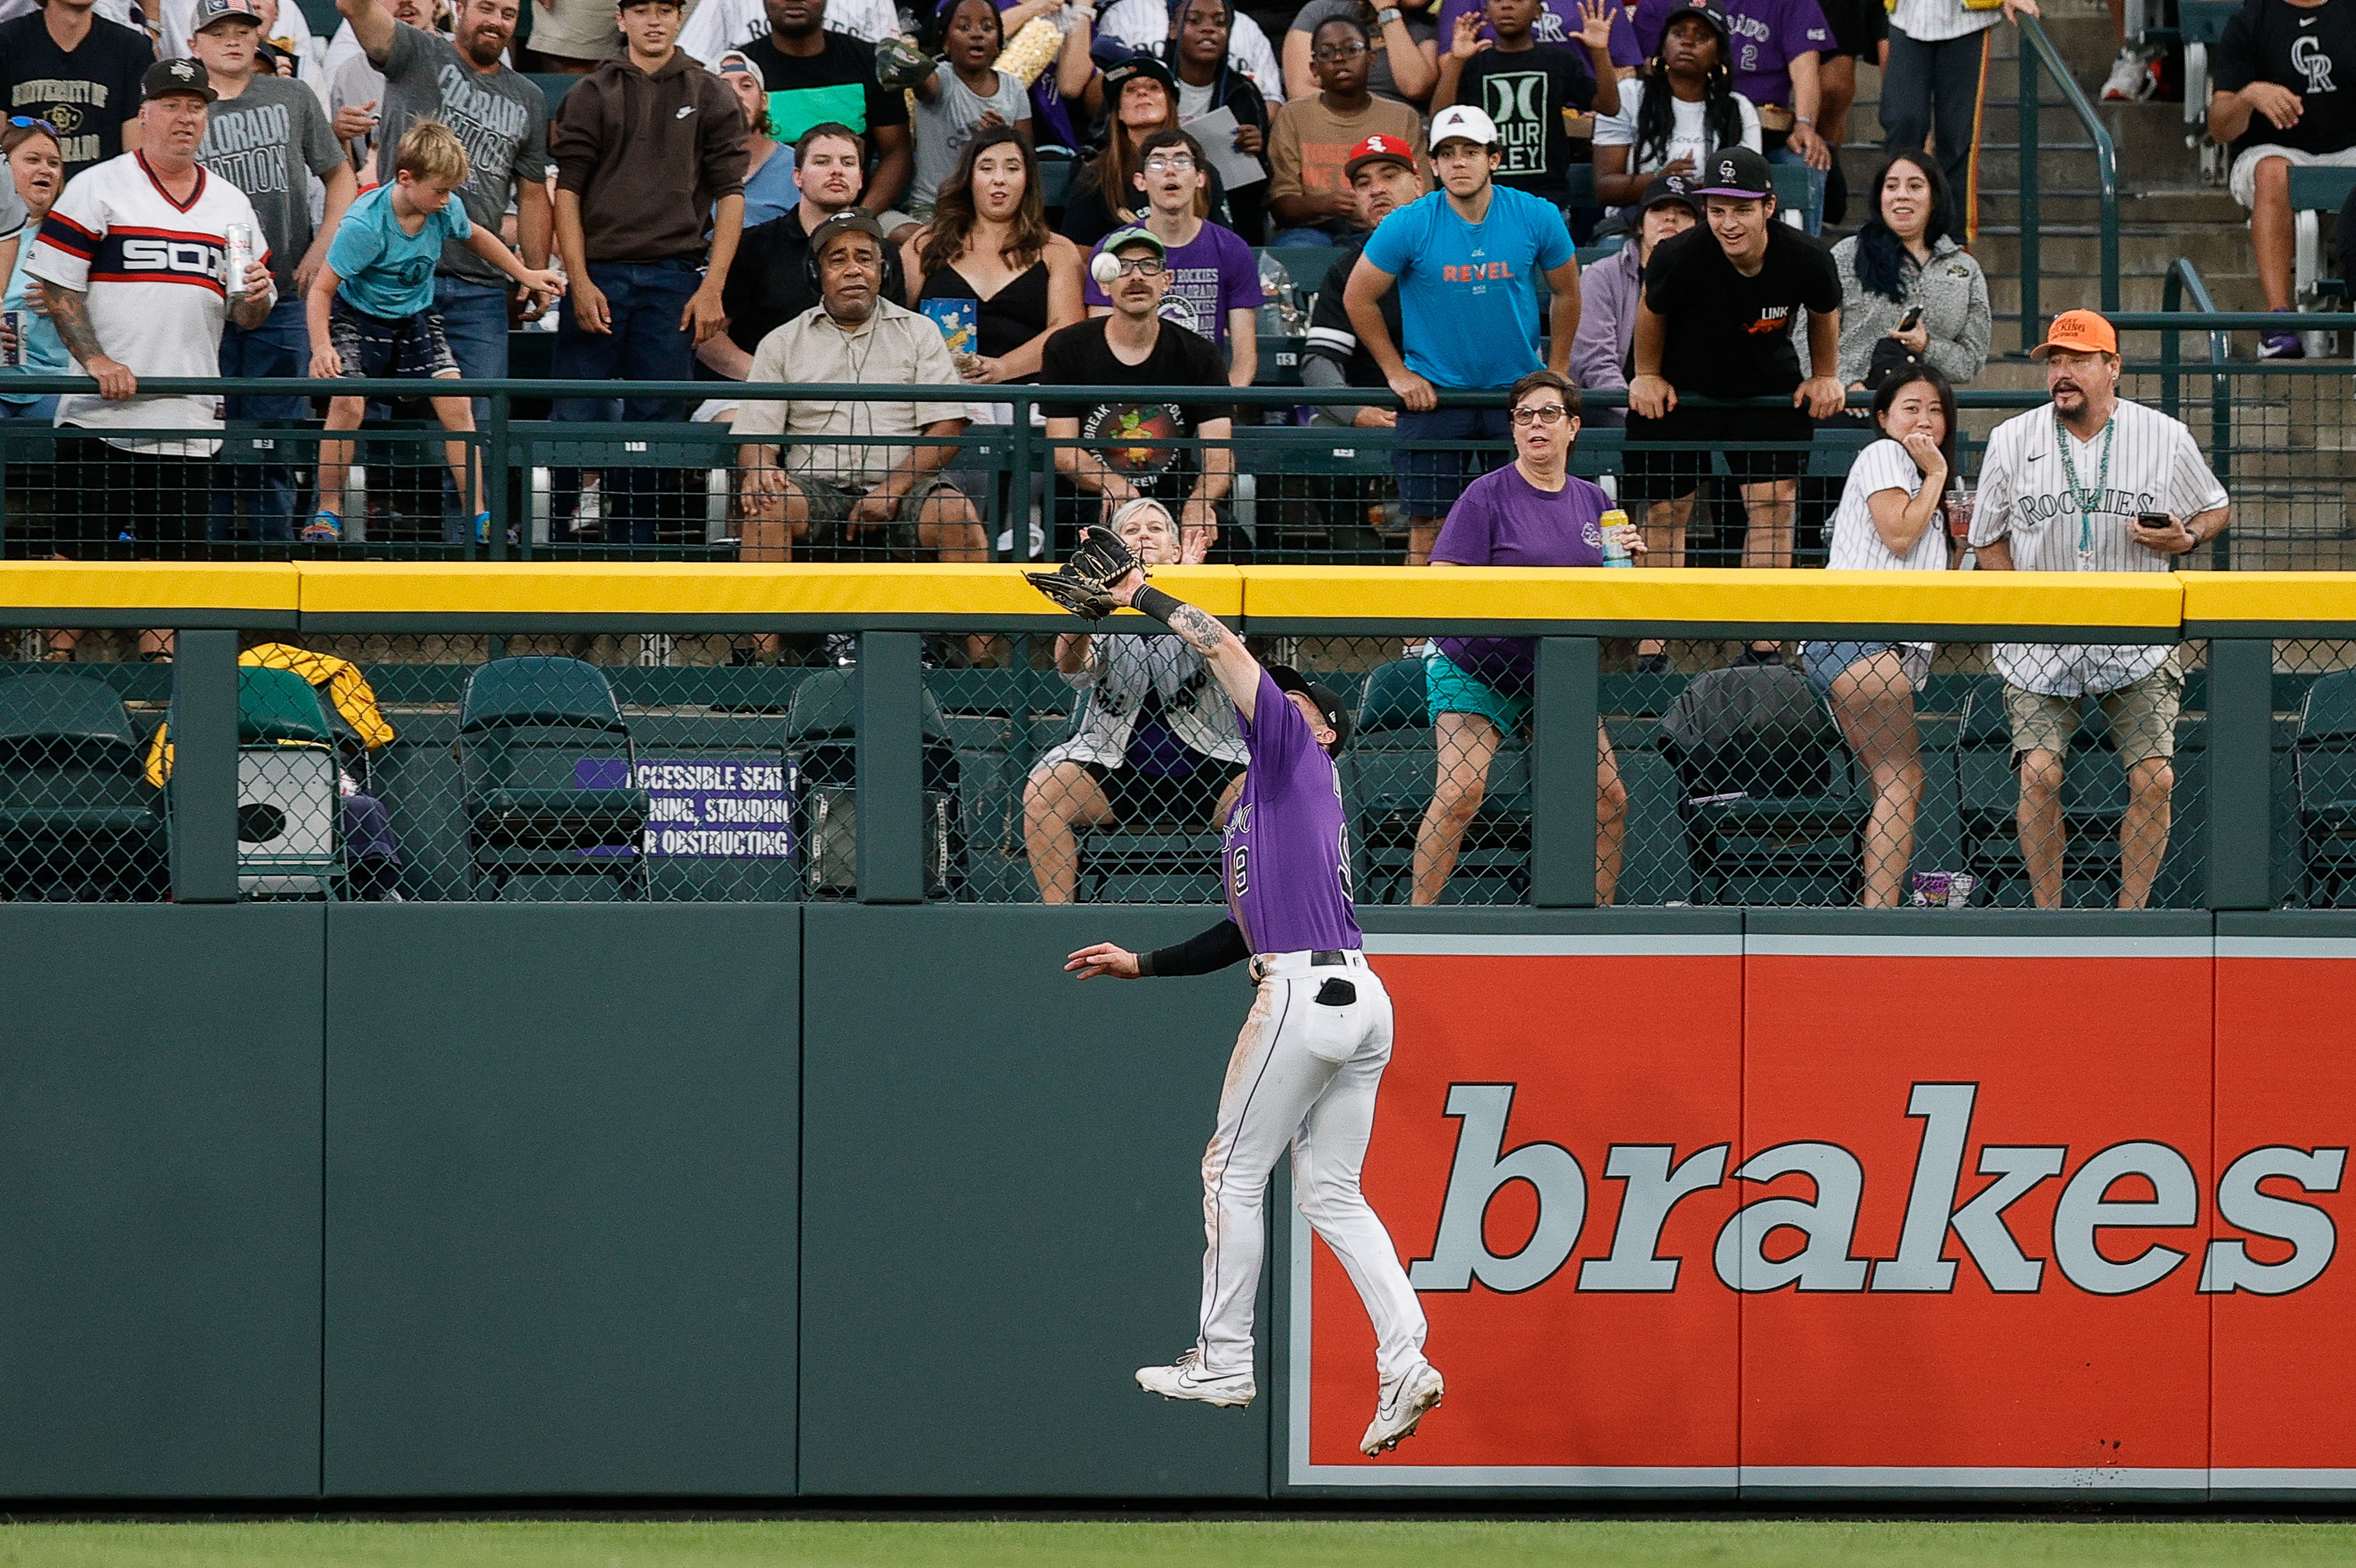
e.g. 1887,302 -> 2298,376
874,36 -> 935,91
1024,526 -> 1144,621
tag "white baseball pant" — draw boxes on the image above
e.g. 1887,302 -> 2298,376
1195,950 -> 1429,1385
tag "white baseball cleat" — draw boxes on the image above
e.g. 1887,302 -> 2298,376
1360,1360 -> 1444,1456
1136,1348 -> 1256,1407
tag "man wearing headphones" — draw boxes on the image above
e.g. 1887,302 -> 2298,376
1040,225 -> 1236,561
731,211 -> 981,562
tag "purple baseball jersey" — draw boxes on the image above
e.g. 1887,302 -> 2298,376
1223,668 -> 1363,955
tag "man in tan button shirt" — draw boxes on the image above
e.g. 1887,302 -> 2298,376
732,211 -> 981,562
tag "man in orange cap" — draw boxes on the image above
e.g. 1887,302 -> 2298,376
1967,309 -> 2233,910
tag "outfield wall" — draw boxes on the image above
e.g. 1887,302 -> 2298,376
2,905 -> 2353,1501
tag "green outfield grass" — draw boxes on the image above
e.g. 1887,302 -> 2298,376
0,1519 -> 2354,1568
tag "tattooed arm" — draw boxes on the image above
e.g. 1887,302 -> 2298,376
38,282 -> 136,401
1109,574 -> 1264,718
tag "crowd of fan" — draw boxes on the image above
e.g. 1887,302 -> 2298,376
0,0 -> 2254,910
0,0 -> 2046,542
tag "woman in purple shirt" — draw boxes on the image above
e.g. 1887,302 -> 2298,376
1412,368 -> 1637,906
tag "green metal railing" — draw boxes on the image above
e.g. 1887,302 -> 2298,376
2018,13 -> 2123,349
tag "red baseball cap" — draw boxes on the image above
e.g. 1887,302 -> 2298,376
1344,133 -> 1417,181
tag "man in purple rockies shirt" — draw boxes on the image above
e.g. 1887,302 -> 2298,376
1064,570 -> 1445,1459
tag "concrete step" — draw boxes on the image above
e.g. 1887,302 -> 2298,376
1985,269 -> 2270,314
1973,225 -> 2257,275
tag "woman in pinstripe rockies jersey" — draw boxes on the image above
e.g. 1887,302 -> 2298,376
1965,310 -> 2232,910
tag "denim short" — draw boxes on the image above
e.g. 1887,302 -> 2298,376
1801,639 -> 1931,697
1394,405 -> 1513,516
1424,650 -> 1530,732
329,296 -> 459,381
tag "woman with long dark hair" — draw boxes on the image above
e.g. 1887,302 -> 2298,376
1800,364 -> 1959,908
1592,1 -> 1758,211
905,125 -> 1086,555
1059,54 -> 1183,245
1830,149 -> 1990,391
907,124 -> 1086,382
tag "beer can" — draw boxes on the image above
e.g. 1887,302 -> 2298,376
225,223 -> 255,296
1598,507 -> 1637,569
0,309 -> 24,370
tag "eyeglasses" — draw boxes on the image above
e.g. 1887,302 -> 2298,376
7,116 -> 59,135
1141,153 -> 1196,173
1312,40 -> 1368,59
1509,404 -> 1570,426
1104,255 -> 1167,277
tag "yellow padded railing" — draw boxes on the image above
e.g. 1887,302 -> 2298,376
0,560 -> 2344,629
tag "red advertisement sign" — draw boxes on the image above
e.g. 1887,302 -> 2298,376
1291,934 -> 2349,1494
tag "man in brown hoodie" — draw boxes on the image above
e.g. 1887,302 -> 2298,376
549,0 -> 748,543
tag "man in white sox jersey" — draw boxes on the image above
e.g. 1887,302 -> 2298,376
1065,573 -> 1445,1459
29,57 -> 276,576
1968,310 -> 2232,910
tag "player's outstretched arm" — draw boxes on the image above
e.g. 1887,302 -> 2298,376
1066,942 -> 1141,979
1067,918 -> 1249,980
1111,576 -> 1262,719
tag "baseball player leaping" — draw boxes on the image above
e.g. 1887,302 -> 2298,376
1033,529 -> 1444,1459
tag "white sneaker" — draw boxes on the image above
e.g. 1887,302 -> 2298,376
1360,1360 -> 1445,1456
1136,1348 -> 1257,1407
2100,45 -> 2159,101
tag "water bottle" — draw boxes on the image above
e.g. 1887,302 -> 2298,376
1599,507 -> 1636,568
1257,251 -> 1291,336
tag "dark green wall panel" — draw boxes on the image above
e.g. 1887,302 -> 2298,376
0,905 -> 323,1497
322,905 -> 799,1496
798,904 -> 1269,1497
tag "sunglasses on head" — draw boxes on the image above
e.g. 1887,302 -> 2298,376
8,116 -> 60,135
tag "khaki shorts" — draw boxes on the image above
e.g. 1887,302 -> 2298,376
774,473 -> 970,557
2004,658 -> 2183,768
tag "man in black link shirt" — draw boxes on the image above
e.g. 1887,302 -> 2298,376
1625,146 -> 1840,660
1040,227 -> 1234,560
700,122 -> 906,382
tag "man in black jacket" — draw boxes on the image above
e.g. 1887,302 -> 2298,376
699,121 -> 905,381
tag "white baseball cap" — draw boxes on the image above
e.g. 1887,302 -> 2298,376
1429,104 -> 1500,151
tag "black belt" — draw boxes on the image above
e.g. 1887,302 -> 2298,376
1311,950 -> 1347,966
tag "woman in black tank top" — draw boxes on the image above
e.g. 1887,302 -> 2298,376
903,125 -> 1086,386
903,126 -> 1086,559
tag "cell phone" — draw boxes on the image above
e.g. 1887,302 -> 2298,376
1897,305 -> 1924,332
2136,510 -> 2172,531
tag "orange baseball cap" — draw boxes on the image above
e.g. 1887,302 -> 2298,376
2031,310 -> 2119,358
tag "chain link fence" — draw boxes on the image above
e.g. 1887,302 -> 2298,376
0,622 -> 2240,910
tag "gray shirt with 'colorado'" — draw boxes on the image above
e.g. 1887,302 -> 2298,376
372,20 -> 547,285
197,74 -> 344,291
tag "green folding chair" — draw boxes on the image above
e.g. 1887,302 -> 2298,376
0,672 -> 165,902
459,656 -> 650,900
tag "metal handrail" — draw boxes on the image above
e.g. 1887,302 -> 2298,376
2157,259 -> 2236,569
2018,12 -> 2122,351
